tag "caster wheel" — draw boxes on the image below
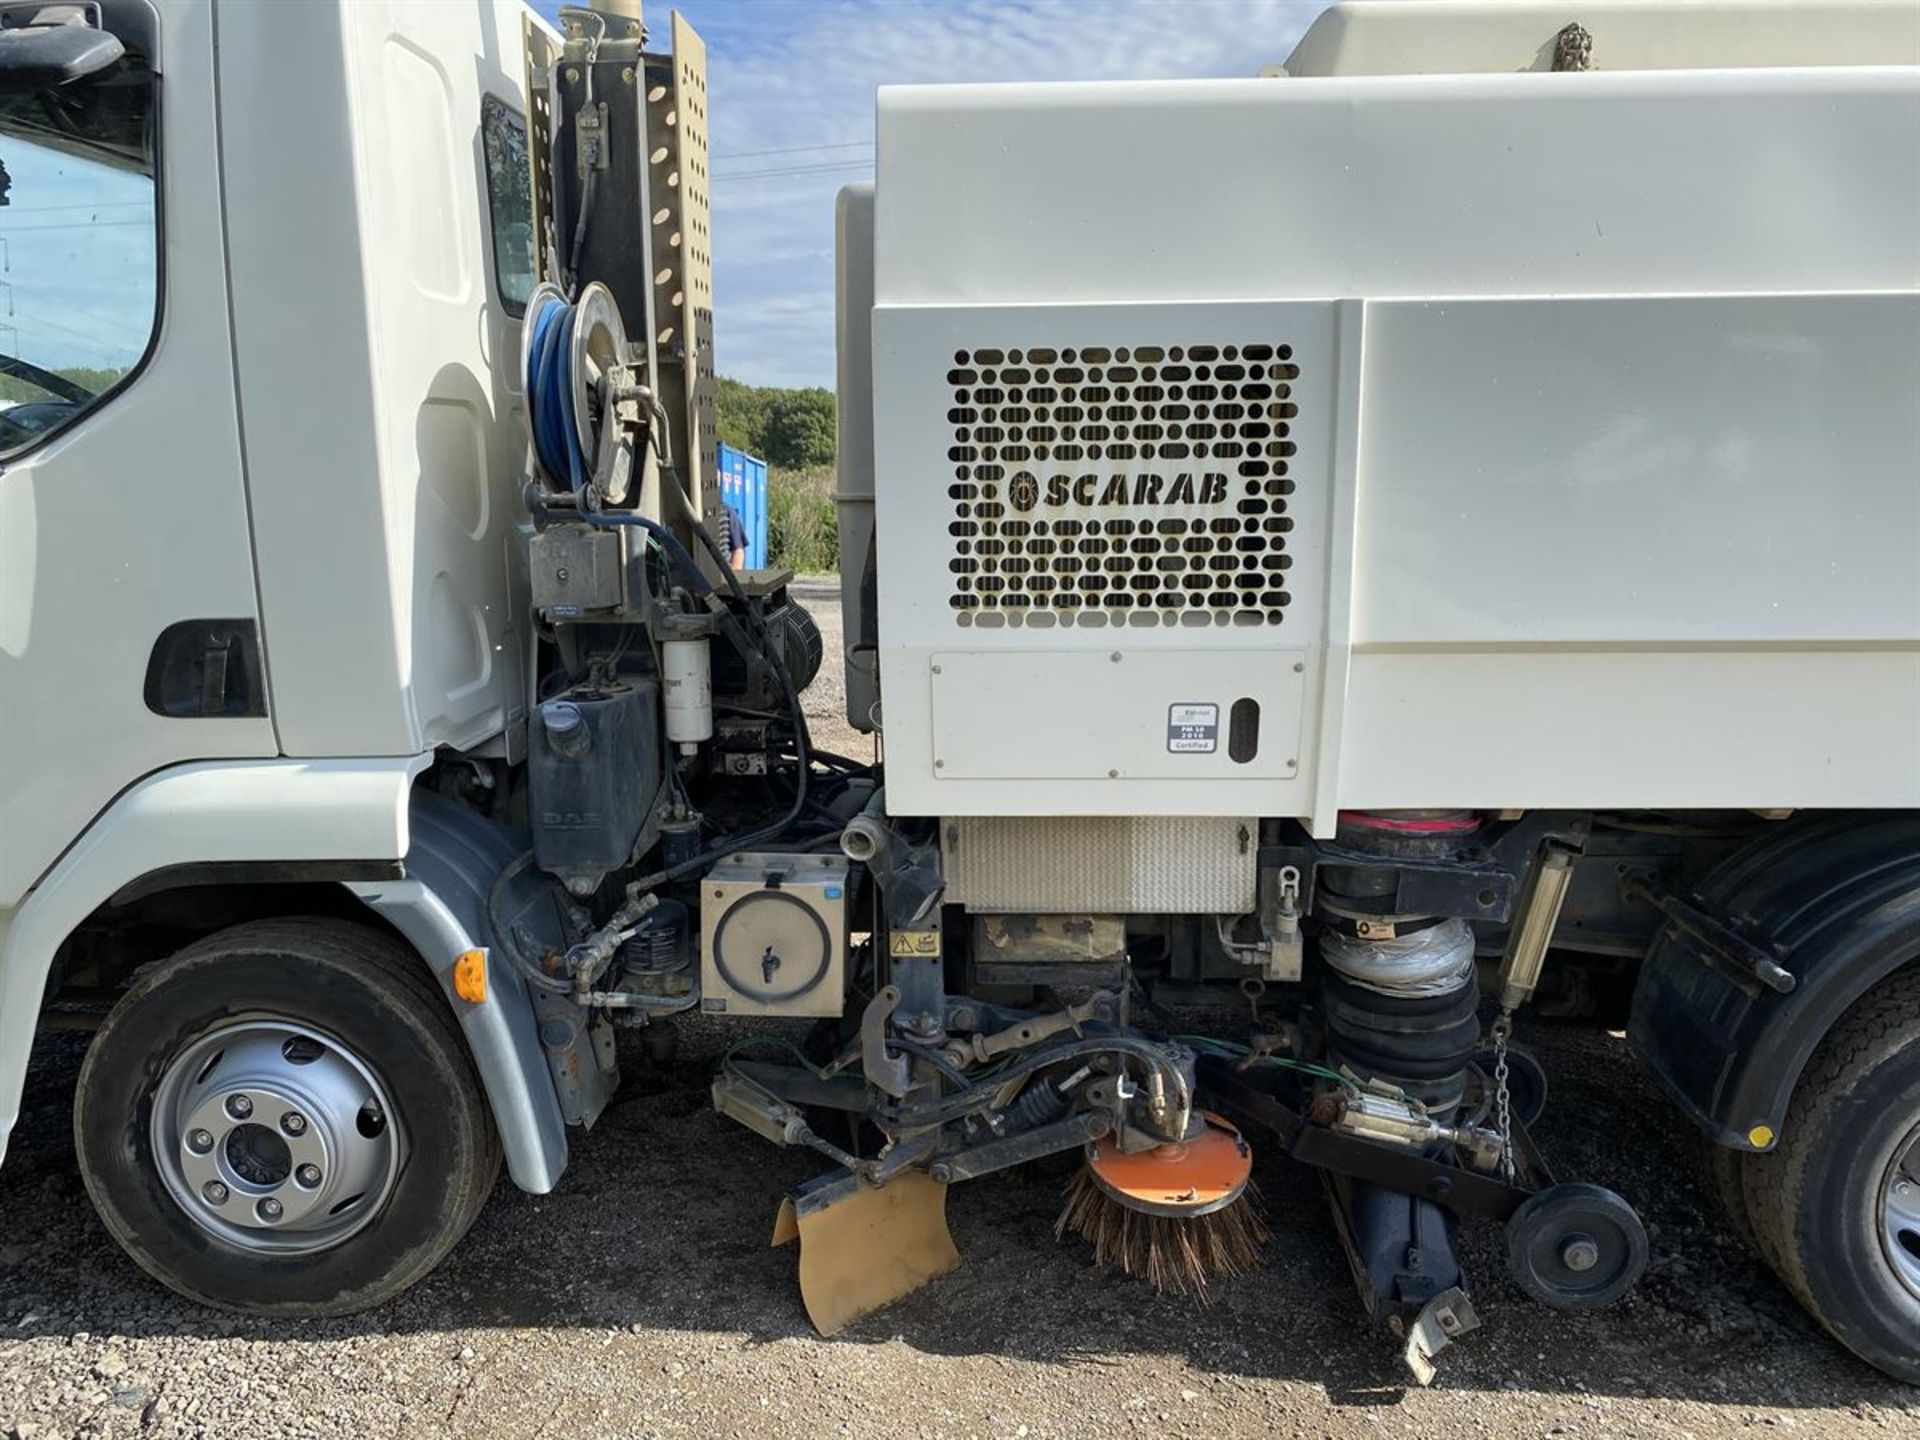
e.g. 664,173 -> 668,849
1506,1181 -> 1647,1309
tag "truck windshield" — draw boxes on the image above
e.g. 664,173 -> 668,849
0,47 -> 158,455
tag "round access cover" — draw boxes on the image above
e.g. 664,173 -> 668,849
712,889 -> 833,1004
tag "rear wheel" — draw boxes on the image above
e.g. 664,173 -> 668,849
74,918 -> 500,1316
1739,966 -> 1920,1384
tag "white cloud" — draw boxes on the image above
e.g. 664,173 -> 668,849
539,0 -> 1321,386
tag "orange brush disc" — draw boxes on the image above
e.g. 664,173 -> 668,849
1084,1112 -> 1254,1218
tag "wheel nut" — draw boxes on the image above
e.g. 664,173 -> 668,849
280,1112 -> 308,1136
1561,1236 -> 1601,1273
296,1164 -> 322,1188
202,1180 -> 229,1206
257,1197 -> 284,1222
186,1129 -> 214,1154
225,1094 -> 253,1120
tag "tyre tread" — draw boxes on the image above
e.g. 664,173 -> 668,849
1740,964 -> 1920,1371
75,916 -> 501,1317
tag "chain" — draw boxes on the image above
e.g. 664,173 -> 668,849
1492,1011 -> 1516,1184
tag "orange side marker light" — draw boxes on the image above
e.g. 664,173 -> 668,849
453,948 -> 488,1004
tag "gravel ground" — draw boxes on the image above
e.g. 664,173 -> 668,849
2,579 -> 1915,1440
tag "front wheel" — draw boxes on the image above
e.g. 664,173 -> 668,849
74,918 -> 500,1316
1739,966 -> 1920,1384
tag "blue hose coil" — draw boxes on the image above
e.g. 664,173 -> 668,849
527,291 -> 586,494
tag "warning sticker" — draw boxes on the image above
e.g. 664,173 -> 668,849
888,929 -> 942,959
1167,702 -> 1219,754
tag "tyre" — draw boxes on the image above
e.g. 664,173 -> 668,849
74,918 -> 500,1316
1740,965 -> 1920,1384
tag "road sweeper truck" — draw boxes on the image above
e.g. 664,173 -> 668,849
0,0 -> 1916,1385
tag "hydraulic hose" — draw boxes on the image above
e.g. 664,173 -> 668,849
521,282 -> 823,882
526,290 -> 587,493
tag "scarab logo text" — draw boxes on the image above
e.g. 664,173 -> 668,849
1006,469 -> 1231,513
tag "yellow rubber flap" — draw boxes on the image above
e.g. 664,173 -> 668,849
786,1172 -> 960,1336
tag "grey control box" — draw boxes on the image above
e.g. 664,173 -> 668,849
529,524 -> 624,616
700,853 -> 850,1018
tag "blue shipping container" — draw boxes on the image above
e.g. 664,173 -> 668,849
716,442 -> 769,569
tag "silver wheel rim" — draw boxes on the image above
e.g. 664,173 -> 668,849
1881,1122 -> 1920,1302
150,1017 -> 403,1255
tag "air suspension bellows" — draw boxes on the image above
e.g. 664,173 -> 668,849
1317,810 -> 1486,1115
1320,919 -> 1481,1114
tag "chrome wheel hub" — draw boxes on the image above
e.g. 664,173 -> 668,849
1881,1123 -> 1920,1303
151,1019 -> 402,1255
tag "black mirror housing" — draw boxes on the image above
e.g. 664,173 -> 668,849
0,16 -> 124,95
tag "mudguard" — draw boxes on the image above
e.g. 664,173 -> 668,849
1628,813 -> 1920,1150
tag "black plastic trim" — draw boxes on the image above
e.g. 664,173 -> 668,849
143,618 -> 267,718
1627,813 -> 1920,1150
109,859 -> 405,908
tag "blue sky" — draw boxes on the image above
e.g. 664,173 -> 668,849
0,4 -> 1320,385
0,137 -> 156,374
534,0 -> 1321,387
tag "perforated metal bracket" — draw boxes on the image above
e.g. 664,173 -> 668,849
642,15 -> 716,526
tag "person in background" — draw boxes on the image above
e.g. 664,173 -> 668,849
716,500 -> 747,570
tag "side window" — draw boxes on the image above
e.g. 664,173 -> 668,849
480,95 -> 533,317
0,47 -> 159,457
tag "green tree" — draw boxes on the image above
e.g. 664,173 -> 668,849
715,375 -> 771,455
762,387 -> 836,470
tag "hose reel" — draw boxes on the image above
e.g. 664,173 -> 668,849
521,279 -> 645,507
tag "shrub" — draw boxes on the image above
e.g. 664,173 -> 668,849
767,467 -> 838,573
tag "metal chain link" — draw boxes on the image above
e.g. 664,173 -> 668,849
1492,1012 -> 1516,1184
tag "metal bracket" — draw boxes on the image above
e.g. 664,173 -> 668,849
1197,1055 -> 1550,1223
574,100 -> 608,179
1619,869 -> 1796,995
1404,1287 -> 1481,1386
861,984 -> 911,1098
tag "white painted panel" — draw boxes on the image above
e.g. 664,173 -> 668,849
222,0 -> 533,758
0,2 -> 274,906
0,757 -> 422,1168
931,649 -> 1306,781
1353,294 -> 1920,646
1340,650 -> 1920,810
872,300 -> 1340,817
875,67 -> 1918,307
1282,1 -> 1920,77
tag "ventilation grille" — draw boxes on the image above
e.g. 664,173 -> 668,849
946,343 -> 1300,629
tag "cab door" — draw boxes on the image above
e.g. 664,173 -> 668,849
0,0 -> 274,908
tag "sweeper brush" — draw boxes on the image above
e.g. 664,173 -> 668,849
1056,1113 -> 1271,1298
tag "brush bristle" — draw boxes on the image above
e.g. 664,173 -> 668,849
1055,1165 -> 1271,1300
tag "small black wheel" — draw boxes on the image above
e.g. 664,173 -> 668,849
1506,1181 -> 1648,1309
74,918 -> 499,1316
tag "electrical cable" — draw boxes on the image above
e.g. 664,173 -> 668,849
521,279 -> 819,887
887,1037 -> 973,1091
876,1033 -> 1192,1129
565,11 -> 607,287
